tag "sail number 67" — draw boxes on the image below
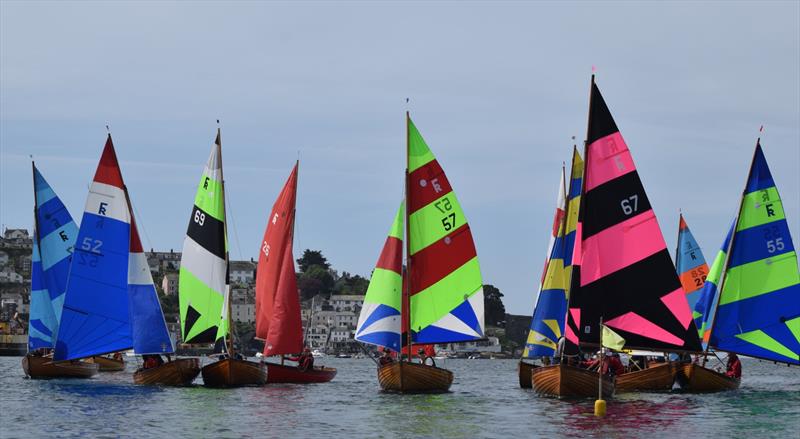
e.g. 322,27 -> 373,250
620,195 -> 639,215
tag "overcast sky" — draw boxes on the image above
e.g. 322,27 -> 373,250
1,1 -> 798,315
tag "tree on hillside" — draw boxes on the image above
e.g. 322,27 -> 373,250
297,264 -> 335,300
296,249 -> 330,273
484,284 -> 506,327
332,271 -> 370,295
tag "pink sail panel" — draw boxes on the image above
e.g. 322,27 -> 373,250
659,288 -> 693,330
583,132 -> 636,192
255,163 -> 303,356
605,312 -> 684,346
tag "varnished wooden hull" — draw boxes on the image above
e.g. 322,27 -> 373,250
518,361 -> 538,388
531,364 -> 614,399
201,358 -> 267,388
377,361 -> 453,393
616,362 -> 678,393
265,362 -> 336,383
22,354 -> 99,379
134,358 -> 201,386
678,363 -> 740,392
87,355 -> 126,371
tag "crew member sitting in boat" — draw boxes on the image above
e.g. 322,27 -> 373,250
142,354 -> 164,369
287,347 -> 314,371
418,347 -> 436,367
725,353 -> 742,379
379,350 -> 395,366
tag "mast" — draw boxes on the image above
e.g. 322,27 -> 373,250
216,125 -> 234,356
703,139 -> 759,354
30,161 -> 41,353
404,110 -> 412,372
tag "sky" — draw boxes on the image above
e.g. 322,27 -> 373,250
1,1 -> 798,316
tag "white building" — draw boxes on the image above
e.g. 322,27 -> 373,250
161,273 -> 179,296
0,269 -> 23,284
330,327 -> 354,343
230,260 -> 256,285
231,300 -> 255,324
0,251 -> 8,266
329,295 -> 364,312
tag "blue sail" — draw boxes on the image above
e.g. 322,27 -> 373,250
54,136 -> 133,361
28,165 -> 78,350
128,201 -> 174,355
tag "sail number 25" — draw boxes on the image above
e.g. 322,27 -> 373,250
435,197 -> 456,231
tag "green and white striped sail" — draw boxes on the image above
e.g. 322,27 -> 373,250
179,130 -> 230,345
406,115 -> 484,344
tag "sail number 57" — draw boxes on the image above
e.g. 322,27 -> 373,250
435,197 -> 456,231
620,195 -> 639,215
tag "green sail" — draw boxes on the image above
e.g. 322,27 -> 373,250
179,130 -> 230,346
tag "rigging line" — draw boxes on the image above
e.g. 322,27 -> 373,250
128,194 -> 154,252
224,184 -> 244,261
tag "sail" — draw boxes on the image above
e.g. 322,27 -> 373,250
179,130 -> 229,346
708,142 -> 800,364
355,202 -> 404,352
54,135 -> 133,360
126,193 -> 174,355
406,115 -> 484,344
568,78 -> 702,352
28,165 -> 78,350
523,167 -> 567,358
693,223 -> 734,345
255,163 -> 303,356
675,214 -> 710,313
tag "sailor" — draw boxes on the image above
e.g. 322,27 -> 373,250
379,349 -> 395,366
289,347 -> 314,371
725,353 -> 742,379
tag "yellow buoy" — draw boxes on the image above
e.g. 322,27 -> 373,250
594,399 -> 607,417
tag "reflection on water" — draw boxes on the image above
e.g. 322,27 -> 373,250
1,357 -> 798,438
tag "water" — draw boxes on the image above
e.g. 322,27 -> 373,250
1,356 -> 798,438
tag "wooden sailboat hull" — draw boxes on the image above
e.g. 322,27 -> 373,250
518,361 -> 539,388
531,364 -> 614,399
87,355 -> 126,372
22,354 -> 99,379
616,362 -> 678,393
265,362 -> 337,383
201,358 -> 267,387
377,361 -> 453,393
678,363 -> 740,392
133,358 -> 201,386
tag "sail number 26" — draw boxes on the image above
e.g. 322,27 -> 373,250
435,197 -> 456,231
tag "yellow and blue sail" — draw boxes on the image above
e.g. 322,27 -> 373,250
708,142 -> 800,364
693,222 -> 733,346
523,149 -> 582,358
28,165 -> 77,351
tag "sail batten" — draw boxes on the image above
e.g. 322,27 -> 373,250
707,142 -> 800,364
568,78 -> 702,353
406,116 -> 484,344
255,163 -> 303,357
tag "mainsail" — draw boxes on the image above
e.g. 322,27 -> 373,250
255,162 -> 303,356
126,194 -> 174,355
523,166 -> 567,357
406,115 -> 484,344
179,130 -> 230,347
54,135 -> 133,360
706,142 -> 800,364
28,165 -> 77,350
675,214 -> 710,316
355,202 -> 404,351
693,223 -> 734,344
567,77 -> 702,352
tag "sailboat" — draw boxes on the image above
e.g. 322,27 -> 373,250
52,135 -> 180,379
355,113 -> 486,393
21,163 -> 99,379
519,148 -> 583,388
255,162 -> 336,383
536,76 -> 703,398
682,139 -> 800,392
180,128 -> 267,387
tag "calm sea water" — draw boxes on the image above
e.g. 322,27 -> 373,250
1,356 -> 798,438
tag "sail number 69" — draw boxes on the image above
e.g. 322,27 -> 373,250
194,210 -> 206,226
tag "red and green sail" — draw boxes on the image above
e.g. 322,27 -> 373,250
406,115 -> 484,344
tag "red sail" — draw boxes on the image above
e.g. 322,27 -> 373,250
255,163 -> 303,356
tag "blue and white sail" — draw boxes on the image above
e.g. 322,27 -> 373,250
54,135 -> 133,361
28,165 -> 78,351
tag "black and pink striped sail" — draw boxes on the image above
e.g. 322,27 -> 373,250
567,77 -> 702,352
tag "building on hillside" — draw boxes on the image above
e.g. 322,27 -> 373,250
229,260 -> 256,285
328,294 -> 364,312
0,269 -> 23,284
438,336 -> 502,354
0,251 -> 9,266
146,249 -> 182,273
3,229 -> 29,240
231,298 -> 255,324
161,273 -> 179,296
305,325 -> 329,348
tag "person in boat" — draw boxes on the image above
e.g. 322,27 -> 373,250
288,347 -> 314,371
417,348 -> 436,367
113,352 -> 123,361
607,353 -> 625,377
379,350 -> 395,366
142,354 -> 164,369
725,353 -> 742,379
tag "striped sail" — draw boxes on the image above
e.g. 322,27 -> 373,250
54,135 -> 133,360
708,142 -> 800,364
567,77 -> 702,352
693,223 -> 734,345
179,130 -> 230,346
126,194 -> 174,355
407,115 -> 484,344
28,165 -> 78,350
675,214 -> 710,316
563,148 -> 584,292
523,167 -> 567,358
355,202 -> 404,351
